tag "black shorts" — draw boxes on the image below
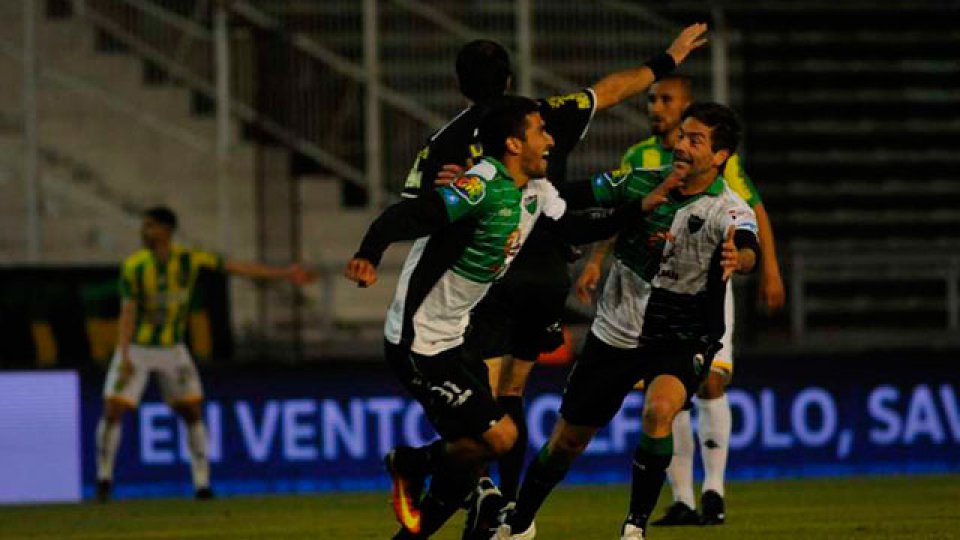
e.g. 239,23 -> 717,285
384,340 -> 503,441
559,332 -> 714,427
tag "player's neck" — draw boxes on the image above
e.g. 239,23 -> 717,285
151,243 -> 172,262
680,170 -> 719,195
662,129 -> 680,150
502,156 -> 530,188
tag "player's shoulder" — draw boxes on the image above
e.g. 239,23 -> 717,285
122,249 -> 151,269
429,106 -> 479,144
446,160 -> 498,206
717,184 -> 756,220
624,135 -> 661,155
541,89 -> 595,111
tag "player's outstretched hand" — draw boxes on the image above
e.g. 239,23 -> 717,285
435,163 -> 465,186
720,225 -> 739,281
575,261 -> 602,305
642,172 -> 684,212
344,257 -> 378,288
667,23 -> 709,65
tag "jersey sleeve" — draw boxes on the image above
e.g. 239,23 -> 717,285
401,145 -> 432,199
590,165 -> 658,207
538,89 -> 597,155
714,200 -> 759,241
118,260 -> 136,299
192,250 -> 225,272
436,174 -> 489,222
536,180 -> 568,221
722,154 -> 763,207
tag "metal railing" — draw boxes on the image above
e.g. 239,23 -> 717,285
789,252 -> 960,339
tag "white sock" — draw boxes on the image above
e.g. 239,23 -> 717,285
186,421 -> 210,489
666,409 -> 696,508
698,395 -> 731,497
96,418 -> 122,482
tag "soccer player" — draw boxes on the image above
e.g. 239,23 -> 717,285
345,96 -> 676,539
401,27 -> 708,537
494,103 -> 760,540
574,74 -> 786,525
95,206 -> 312,501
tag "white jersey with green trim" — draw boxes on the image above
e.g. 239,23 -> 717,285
591,169 -> 758,347
385,159 -> 567,356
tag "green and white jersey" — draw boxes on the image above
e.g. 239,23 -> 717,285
589,166 -> 758,346
385,157 -> 568,355
622,135 -> 763,208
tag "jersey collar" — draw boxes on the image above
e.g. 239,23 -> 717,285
482,156 -> 516,185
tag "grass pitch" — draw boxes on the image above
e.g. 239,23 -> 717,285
0,475 -> 957,539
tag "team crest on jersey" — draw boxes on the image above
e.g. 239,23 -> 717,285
523,194 -> 538,214
451,175 -> 486,205
688,215 -> 705,234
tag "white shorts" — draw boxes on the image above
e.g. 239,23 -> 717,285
103,344 -> 203,406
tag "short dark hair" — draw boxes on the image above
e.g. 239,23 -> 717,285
656,73 -> 695,101
456,40 -> 512,104
144,206 -> 177,230
681,102 -> 741,155
478,96 -> 539,161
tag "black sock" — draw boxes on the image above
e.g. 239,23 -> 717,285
627,433 -> 673,529
416,461 -> 477,537
497,395 -> 527,502
508,445 -> 572,532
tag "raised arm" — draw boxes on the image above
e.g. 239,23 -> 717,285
591,23 -> 708,111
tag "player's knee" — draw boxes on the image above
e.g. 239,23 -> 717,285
103,398 -> 131,422
642,397 -> 677,431
173,401 -> 203,424
551,428 -> 590,458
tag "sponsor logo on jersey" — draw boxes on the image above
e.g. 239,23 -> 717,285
498,208 -> 514,217
546,91 -> 592,110
688,215 -> 705,234
503,228 -> 522,258
451,175 -> 486,205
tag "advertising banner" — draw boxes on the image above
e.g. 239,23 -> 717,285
75,356 -> 960,499
0,371 -> 81,503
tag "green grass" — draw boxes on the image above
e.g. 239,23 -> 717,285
0,475 -> 958,539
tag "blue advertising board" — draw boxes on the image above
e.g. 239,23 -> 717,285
75,356 -> 960,500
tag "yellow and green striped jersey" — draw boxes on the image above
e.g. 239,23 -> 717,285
621,135 -> 763,207
119,245 -> 224,347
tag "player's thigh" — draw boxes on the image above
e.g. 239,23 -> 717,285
102,346 -> 149,408
466,282 -> 514,362
559,332 -> 644,428
508,282 -> 570,363
157,344 -> 204,406
640,341 -> 713,405
409,347 -> 504,442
